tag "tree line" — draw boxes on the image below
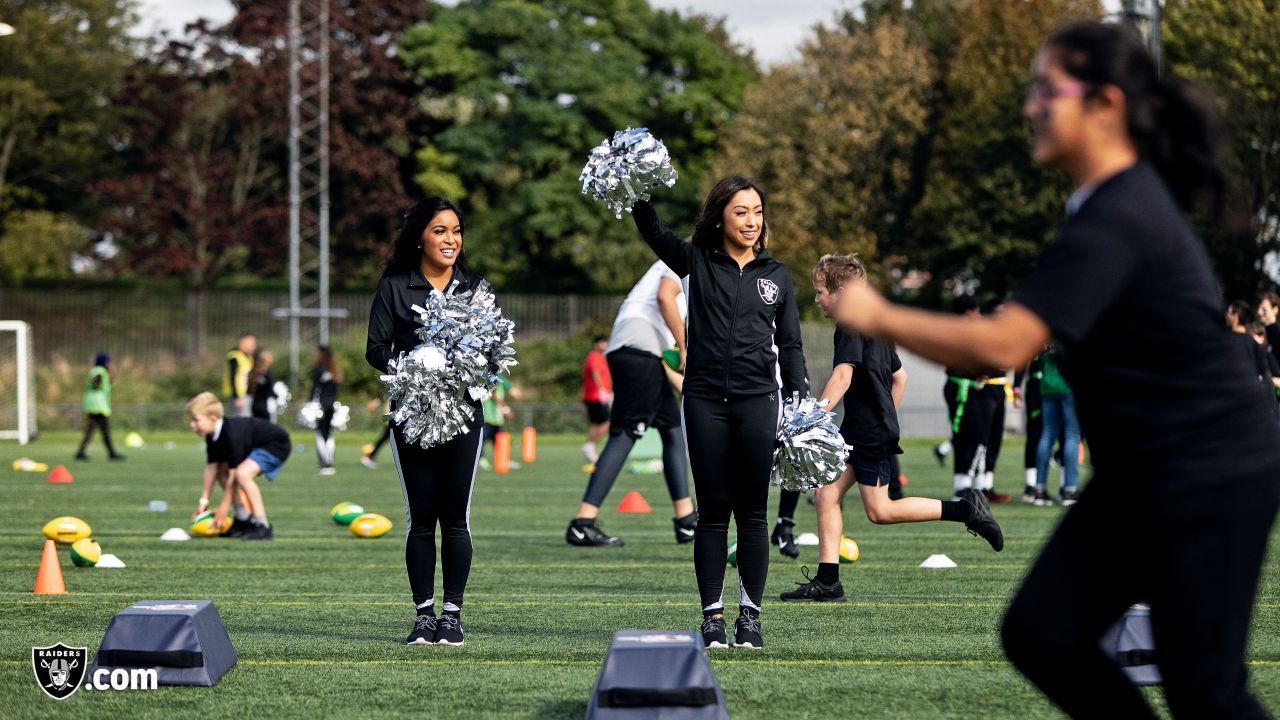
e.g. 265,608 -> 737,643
1,0 -> 1276,304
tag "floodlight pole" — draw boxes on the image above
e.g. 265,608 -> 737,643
1122,0 -> 1163,72
278,0 -> 346,387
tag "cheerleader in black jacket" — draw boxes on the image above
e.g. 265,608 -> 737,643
366,197 -> 487,648
632,176 -> 808,649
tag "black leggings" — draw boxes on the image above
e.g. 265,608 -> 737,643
390,421 -> 482,609
581,426 -> 689,508
1002,474 -> 1279,718
369,423 -> 392,460
683,393 -> 779,612
985,385 -> 1006,472
945,380 -> 993,477
77,413 -> 118,457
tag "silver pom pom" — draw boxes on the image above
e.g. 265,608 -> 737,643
772,393 -> 851,493
297,400 -> 324,430
272,381 -> 292,409
296,400 -> 349,432
380,281 -> 517,449
580,127 -> 678,219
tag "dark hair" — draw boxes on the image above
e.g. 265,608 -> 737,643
690,176 -> 769,254
1045,21 -> 1226,218
316,344 -> 343,383
1260,291 -> 1280,309
1228,300 -> 1252,325
952,295 -> 980,315
383,197 -> 466,279
1247,321 -> 1267,338
592,335 -> 608,345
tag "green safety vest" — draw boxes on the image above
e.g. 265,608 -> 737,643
84,366 -> 112,416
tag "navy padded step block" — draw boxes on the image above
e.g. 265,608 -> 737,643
586,630 -> 729,720
92,600 -> 236,687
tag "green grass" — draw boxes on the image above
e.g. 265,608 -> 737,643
2,433 -> 1279,719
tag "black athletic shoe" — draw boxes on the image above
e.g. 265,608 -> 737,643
223,517 -> 253,538
771,519 -> 800,559
700,614 -> 728,649
732,612 -> 763,649
407,614 -> 438,645
435,614 -> 464,646
1021,486 -> 1038,504
1060,488 -> 1080,506
241,522 -> 274,541
673,512 -> 698,544
779,567 -> 846,602
566,520 -> 624,547
74,453 -> 89,461
961,489 -> 1003,552
109,454 -> 126,461
932,443 -> 949,466
1033,487 -> 1056,507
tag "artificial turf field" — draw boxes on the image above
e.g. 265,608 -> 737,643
3,432 -> 1279,719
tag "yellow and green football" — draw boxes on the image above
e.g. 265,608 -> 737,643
330,501 -> 365,526
349,513 -> 392,538
190,511 -> 233,537
42,516 -> 91,545
70,538 -> 102,567
839,536 -> 860,564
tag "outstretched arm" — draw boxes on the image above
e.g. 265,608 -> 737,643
631,201 -> 694,278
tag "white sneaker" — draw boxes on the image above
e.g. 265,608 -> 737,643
360,456 -> 377,469
318,466 -> 337,476
580,442 -> 599,464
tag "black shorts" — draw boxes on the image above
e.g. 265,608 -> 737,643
584,401 -> 610,425
848,450 -> 894,487
606,348 -> 681,438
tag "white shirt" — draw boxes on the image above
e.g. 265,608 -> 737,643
606,260 -> 687,357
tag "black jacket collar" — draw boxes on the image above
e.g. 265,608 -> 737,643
406,265 -> 476,293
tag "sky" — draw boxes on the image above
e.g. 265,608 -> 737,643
134,0 -> 862,67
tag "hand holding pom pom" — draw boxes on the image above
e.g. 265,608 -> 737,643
580,127 -> 678,219
772,393 -> 851,493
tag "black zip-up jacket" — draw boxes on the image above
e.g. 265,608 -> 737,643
366,267 -> 491,415
632,201 -> 808,401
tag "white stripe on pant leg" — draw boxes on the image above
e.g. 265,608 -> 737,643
315,431 -> 326,465
389,430 -> 412,540
739,577 -> 759,611
463,424 -> 484,544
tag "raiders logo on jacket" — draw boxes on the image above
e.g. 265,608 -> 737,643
631,201 -> 807,401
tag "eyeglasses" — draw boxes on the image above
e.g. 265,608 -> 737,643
1026,78 -> 1090,105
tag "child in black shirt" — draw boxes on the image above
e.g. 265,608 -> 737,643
186,391 -> 291,540
781,255 -> 1003,603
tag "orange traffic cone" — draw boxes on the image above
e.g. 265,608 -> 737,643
34,540 -> 66,594
521,426 -> 537,463
494,432 -> 511,474
616,491 -> 652,513
47,465 -> 74,484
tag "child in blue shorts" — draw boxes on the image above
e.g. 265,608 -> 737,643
186,391 -> 292,540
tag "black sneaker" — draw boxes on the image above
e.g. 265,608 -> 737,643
566,520 -> 624,547
960,489 -> 1003,552
435,614 -> 464,646
771,519 -> 799,559
407,614 -> 438,645
1060,488 -> 1080,506
673,512 -> 698,544
932,443 -> 949,466
1021,486 -> 1037,504
779,567 -> 846,602
732,612 -> 763,649
700,614 -> 728,649
109,454 -> 126,461
74,453 -> 89,461
242,522 -> 274,541
1033,487 -> 1055,507
223,517 -> 254,538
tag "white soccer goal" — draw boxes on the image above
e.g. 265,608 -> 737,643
0,321 -> 36,445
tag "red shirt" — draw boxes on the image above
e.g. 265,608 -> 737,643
582,350 -> 612,402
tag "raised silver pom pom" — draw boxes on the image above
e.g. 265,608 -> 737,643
580,127 -> 678,219
772,393 -> 852,493
297,400 -> 350,432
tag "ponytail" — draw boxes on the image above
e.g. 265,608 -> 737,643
1046,22 -> 1226,220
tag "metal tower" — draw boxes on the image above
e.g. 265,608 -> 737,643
275,0 -> 346,385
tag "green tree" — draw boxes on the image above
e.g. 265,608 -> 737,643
907,0 -> 1100,299
0,0 -> 136,219
1164,0 -> 1280,298
398,0 -> 756,292
711,11 -> 934,296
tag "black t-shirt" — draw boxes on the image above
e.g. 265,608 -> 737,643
206,417 -> 292,467
833,329 -> 903,458
1265,323 -> 1280,369
251,370 -> 276,419
1014,162 -> 1280,483
310,366 -> 338,408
